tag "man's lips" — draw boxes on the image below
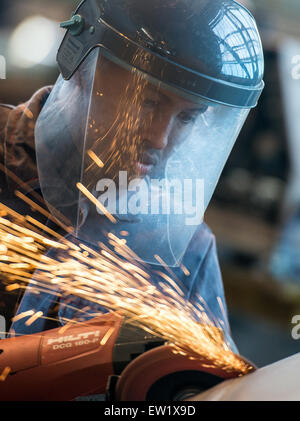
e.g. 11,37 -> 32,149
135,152 -> 159,175
135,162 -> 154,175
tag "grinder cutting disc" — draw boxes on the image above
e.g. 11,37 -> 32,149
114,345 -> 255,401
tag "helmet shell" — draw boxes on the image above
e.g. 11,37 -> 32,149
57,0 -> 264,107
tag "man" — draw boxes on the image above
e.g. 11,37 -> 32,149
0,0 -> 264,352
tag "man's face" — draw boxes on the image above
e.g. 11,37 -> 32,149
85,56 -> 208,186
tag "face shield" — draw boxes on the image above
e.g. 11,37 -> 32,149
35,47 -> 250,266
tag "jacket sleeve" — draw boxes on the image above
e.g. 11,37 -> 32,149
0,105 -> 14,187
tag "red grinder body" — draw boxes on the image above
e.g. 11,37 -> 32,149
0,312 -> 253,401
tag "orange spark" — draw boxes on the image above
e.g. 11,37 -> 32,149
0,367 -> 11,382
11,310 -> 34,323
100,327 -> 115,346
76,183 -> 117,224
25,311 -> 44,326
87,150 -> 104,168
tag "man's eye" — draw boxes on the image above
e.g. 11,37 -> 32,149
177,111 -> 197,124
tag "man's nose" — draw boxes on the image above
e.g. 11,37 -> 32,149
145,112 -> 174,150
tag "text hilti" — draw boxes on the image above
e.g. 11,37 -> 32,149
47,330 -> 101,345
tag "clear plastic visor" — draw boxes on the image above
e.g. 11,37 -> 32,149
35,48 -> 250,266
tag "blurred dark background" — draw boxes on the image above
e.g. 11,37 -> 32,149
1,0 -> 300,367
